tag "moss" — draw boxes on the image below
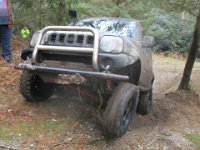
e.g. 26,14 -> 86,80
187,134 -> 200,148
18,122 -> 32,128
0,127 -> 13,140
0,94 -> 5,100
40,120 -> 57,129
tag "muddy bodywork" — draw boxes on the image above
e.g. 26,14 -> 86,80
16,17 -> 154,92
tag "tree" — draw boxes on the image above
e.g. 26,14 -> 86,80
166,0 -> 200,90
158,0 -> 200,89
179,9 -> 200,89
58,0 -> 65,25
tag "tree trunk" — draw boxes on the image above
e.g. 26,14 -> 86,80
58,0 -> 65,25
178,10 -> 200,90
116,0 -> 122,6
115,0 -> 123,17
39,0 -> 42,29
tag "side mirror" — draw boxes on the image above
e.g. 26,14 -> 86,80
142,36 -> 154,47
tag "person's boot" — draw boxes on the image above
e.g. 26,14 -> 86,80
4,55 -> 12,64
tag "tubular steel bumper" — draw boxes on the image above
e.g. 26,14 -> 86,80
32,26 -> 100,70
15,64 -> 130,82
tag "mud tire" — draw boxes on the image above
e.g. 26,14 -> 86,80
19,71 -> 54,102
102,82 -> 139,137
137,89 -> 152,115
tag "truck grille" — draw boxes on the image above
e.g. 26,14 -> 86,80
47,32 -> 94,48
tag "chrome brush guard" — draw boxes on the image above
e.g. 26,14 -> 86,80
32,26 -> 99,70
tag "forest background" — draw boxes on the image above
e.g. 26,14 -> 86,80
12,0 -> 199,58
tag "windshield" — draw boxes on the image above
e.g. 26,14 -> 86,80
76,18 -> 142,39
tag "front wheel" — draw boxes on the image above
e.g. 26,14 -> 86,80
102,82 -> 139,137
19,71 -> 55,102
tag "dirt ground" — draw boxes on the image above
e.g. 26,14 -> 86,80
0,40 -> 200,150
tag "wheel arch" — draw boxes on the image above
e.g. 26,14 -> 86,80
114,58 -> 141,85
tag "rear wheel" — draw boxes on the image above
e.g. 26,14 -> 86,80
137,89 -> 152,115
102,82 -> 139,137
19,71 -> 55,102
137,78 -> 154,115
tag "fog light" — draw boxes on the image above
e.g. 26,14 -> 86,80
100,58 -> 114,70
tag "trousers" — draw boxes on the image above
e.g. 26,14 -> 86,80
0,25 -> 12,63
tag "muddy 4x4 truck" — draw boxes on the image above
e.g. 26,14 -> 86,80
15,16 -> 154,137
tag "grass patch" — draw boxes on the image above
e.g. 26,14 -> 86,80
57,124 -> 65,131
15,122 -> 33,136
153,54 -> 200,66
187,134 -> 200,148
18,122 -> 32,128
153,54 -> 184,63
0,127 -> 13,140
39,119 -> 68,131
0,94 -> 5,100
65,115 -> 75,123
40,120 -> 57,129
105,137 -> 114,145
14,120 -> 68,139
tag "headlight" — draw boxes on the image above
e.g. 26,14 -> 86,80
100,36 -> 123,53
30,30 -> 41,47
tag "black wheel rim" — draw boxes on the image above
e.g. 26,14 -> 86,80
31,75 -> 45,95
121,98 -> 133,128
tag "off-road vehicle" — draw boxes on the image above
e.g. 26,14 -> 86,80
15,14 -> 154,137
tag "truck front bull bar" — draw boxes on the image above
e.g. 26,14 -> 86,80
15,64 -> 130,82
32,26 -> 100,70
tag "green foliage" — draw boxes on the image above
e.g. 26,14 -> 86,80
16,122 -> 33,136
13,0 -> 134,33
141,9 -> 195,53
40,120 -> 57,129
12,0 -> 199,56
0,94 -> 4,100
187,134 -> 200,148
0,126 -> 13,140
18,122 -> 32,128
168,0 -> 200,16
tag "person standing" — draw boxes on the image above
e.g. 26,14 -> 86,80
0,0 -> 14,64
21,27 -> 30,39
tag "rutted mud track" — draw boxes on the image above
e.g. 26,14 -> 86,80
0,53 -> 200,149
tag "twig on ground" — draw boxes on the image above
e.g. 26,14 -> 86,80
46,135 -> 106,150
46,141 -> 86,150
0,145 -> 19,150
